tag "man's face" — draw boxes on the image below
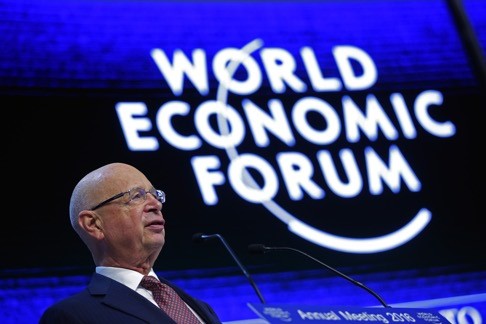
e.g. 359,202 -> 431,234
93,167 -> 166,267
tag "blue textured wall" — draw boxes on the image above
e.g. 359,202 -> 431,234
2,266 -> 485,323
1,0 -> 484,90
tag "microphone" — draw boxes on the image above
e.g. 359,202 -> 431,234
192,233 -> 266,304
248,244 -> 390,308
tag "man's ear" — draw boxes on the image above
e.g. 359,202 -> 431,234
78,210 -> 104,240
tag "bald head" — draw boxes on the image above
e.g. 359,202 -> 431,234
69,163 -> 148,230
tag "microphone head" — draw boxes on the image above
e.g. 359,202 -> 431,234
192,233 -> 205,243
192,233 -> 218,243
248,244 -> 268,254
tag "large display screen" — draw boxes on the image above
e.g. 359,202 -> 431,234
1,0 -> 485,322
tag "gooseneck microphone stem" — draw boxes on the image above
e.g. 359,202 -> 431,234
193,233 -> 266,304
249,244 -> 390,308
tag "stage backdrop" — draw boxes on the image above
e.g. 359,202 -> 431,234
1,0 -> 485,323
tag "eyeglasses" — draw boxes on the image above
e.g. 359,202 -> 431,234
90,187 -> 166,211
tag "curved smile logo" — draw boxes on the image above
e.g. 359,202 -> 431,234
115,39 -> 456,254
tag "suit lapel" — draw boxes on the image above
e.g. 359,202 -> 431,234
88,273 -> 176,323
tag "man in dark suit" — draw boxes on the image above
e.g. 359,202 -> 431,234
40,162 -> 222,323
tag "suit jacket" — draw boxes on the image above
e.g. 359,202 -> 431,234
39,273 -> 222,324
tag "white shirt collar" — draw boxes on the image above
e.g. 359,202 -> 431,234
96,266 -> 158,291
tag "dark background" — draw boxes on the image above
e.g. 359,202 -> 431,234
3,87 -> 485,276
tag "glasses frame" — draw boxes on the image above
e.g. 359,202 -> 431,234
89,187 -> 165,211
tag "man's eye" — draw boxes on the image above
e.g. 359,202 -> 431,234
131,190 -> 145,201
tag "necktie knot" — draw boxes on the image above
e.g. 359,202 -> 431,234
140,275 -> 164,291
140,276 -> 200,323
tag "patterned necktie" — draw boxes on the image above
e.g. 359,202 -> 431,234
140,275 -> 200,323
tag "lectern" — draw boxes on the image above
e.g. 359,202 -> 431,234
247,303 -> 451,324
